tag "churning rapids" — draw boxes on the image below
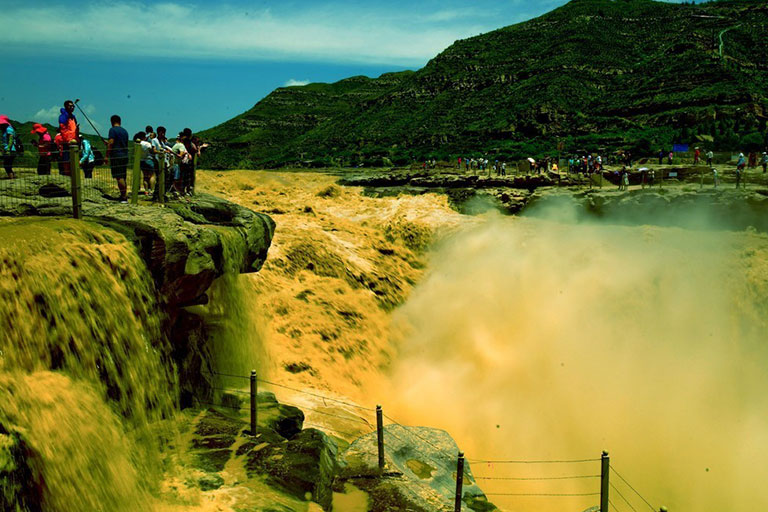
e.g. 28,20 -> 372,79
2,170 -> 767,512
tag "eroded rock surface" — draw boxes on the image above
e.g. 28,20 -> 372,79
338,425 -> 497,512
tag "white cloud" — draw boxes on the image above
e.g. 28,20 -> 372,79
34,105 -> 61,122
32,103 -> 102,134
0,2 -> 492,66
284,79 -> 310,87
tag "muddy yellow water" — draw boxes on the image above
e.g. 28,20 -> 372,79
0,218 -> 175,511
197,171 -> 768,512
2,171 -> 768,512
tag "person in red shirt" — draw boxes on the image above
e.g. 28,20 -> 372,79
31,123 -> 52,175
694,147 -> 700,165
53,129 -> 68,175
57,100 -> 79,176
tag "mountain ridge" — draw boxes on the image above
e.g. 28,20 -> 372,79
200,0 -> 768,168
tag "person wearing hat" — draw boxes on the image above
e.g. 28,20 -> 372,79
31,123 -> 53,176
0,115 -> 17,179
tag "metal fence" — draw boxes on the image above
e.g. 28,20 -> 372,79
201,369 -> 668,512
1,141 -> 181,217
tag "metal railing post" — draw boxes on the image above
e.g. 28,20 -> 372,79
600,450 -> 610,512
131,142 -> 142,205
158,154 -> 166,203
69,142 -> 82,219
454,451 -> 465,512
376,405 -> 385,472
250,370 -> 257,435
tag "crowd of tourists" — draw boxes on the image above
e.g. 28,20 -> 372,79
0,100 -> 206,203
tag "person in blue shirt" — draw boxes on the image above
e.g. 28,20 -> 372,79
79,135 -> 95,179
0,115 -> 17,179
106,114 -> 129,202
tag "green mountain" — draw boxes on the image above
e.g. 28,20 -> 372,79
200,0 -> 768,168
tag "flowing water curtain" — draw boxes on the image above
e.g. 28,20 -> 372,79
0,219 -> 177,510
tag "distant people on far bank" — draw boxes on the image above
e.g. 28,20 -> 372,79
706,149 -> 714,167
761,152 -> 768,173
0,115 -> 18,179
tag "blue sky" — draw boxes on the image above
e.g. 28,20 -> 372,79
1,0 -> 685,137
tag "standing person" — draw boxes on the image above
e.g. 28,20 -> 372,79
170,132 -> 188,198
79,135 -> 95,179
106,115 -> 129,203
58,100 -> 79,176
53,128 -> 65,174
154,126 -> 173,197
706,149 -> 714,167
0,115 -> 17,179
658,149 -> 664,165
735,153 -> 746,188
748,151 -> 757,169
134,131 -> 157,196
668,151 -> 673,165
761,152 -> 768,173
181,128 -> 199,195
712,168 -> 719,188
694,147 -> 701,165
31,123 -> 52,175
736,152 -> 746,171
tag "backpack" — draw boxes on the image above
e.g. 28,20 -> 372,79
93,148 -> 105,166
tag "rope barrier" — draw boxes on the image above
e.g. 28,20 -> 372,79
382,413 -> 449,456
610,466 -> 656,512
212,387 -> 249,396
610,481 -> 640,512
484,492 -> 600,497
282,401 -> 374,427
199,367 -> 662,512
474,474 -> 601,481
257,377 -> 375,412
199,401 -> 247,411
469,458 -> 601,465
304,422 -> 360,438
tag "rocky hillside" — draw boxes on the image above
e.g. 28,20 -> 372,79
200,0 -> 768,168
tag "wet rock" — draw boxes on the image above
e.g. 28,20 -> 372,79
194,449 -> 232,473
190,409 -> 243,472
245,428 -> 339,511
198,473 -> 225,491
195,409 -> 246,437
258,391 -> 305,439
338,424 -> 497,512
0,425 -> 42,512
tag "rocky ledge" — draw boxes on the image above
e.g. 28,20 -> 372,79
528,186 -> 768,232
0,175 -> 275,308
182,402 -> 498,512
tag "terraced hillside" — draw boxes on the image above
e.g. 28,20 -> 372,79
200,0 -> 768,168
